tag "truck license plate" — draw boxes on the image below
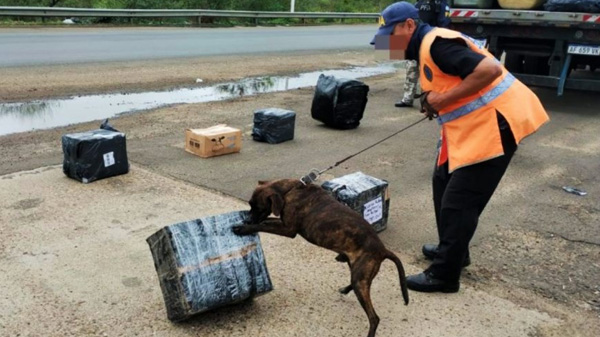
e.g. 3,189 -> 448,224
567,44 -> 600,56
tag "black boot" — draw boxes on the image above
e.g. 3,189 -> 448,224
395,100 -> 413,108
422,244 -> 471,267
406,270 -> 460,293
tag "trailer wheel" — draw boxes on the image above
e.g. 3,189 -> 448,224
504,52 -> 523,73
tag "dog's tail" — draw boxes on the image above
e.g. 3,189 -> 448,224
385,250 -> 409,305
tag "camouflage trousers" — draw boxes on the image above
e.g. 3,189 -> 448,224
400,59 -> 420,104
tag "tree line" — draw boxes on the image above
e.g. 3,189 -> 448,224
2,1 -> 420,26
3,0 -> 416,12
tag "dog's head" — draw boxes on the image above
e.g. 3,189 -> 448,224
247,179 -> 298,224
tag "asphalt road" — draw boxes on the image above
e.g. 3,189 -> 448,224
0,25 -> 374,67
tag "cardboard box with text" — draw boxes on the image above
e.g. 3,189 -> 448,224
185,124 -> 241,158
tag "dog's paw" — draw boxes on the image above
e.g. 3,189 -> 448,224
339,285 -> 353,295
232,226 -> 252,236
335,253 -> 349,263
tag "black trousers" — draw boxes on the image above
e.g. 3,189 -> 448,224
428,117 -> 517,282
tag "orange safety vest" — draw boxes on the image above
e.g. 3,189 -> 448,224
419,28 -> 549,172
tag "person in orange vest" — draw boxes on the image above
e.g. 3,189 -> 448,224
371,2 -> 549,293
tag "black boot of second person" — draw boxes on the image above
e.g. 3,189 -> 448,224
422,244 -> 471,267
394,100 -> 413,108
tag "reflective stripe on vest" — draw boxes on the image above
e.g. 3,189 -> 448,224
437,73 -> 516,125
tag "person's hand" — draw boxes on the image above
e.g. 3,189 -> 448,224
418,91 -> 439,120
424,91 -> 448,112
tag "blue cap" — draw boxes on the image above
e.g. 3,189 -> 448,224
370,2 -> 419,45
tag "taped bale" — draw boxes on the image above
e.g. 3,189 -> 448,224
252,108 -> 296,144
453,0 -> 494,8
499,0 -> 546,9
311,74 -> 369,130
321,172 -> 390,233
544,0 -> 600,12
62,120 -> 129,183
146,210 -> 273,322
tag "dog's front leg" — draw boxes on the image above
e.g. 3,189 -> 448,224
233,219 -> 297,238
260,218 -> 284,226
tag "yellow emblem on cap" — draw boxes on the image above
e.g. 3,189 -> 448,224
378,16 -> 386,27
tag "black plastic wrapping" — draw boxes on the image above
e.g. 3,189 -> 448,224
252,108 -> 296,144
146,210 -> 273,322
544,0 -> 600,12
311,74 -> 369,130
61,121 -> 129,183
100,118 -> 119,132
321,172 -> 390,233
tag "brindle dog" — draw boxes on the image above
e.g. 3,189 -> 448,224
233,179 -> 409,337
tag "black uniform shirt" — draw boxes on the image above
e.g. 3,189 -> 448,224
430,37 -> 485,79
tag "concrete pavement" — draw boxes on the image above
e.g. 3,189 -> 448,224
0,165 -> 559,337
1,56 -> 599,336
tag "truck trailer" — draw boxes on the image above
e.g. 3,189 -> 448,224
448,0 -> 600,95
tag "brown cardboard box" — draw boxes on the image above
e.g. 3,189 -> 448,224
185,124 -> 241,158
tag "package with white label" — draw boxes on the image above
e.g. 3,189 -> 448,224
321,172 -> 390,233
146,210 -> 273,322
61,120 -> 129,183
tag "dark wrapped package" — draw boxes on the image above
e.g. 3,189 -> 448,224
252,108 -> 296,144
146,211 -> 273,322
311,74 -> 369,130
544,0 -> 600,13
62,127 -> 129,184
321,172 -> 390,233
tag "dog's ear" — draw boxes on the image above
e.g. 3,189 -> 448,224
258,180 -> 269,185
268,192 -> 284,216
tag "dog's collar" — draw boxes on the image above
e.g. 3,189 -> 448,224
299,169 -> 320,185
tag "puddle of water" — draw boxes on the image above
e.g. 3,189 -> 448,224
0,64 -> 398,136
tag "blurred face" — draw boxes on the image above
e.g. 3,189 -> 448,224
391,18 -> 417,51
374,18 -> 417,60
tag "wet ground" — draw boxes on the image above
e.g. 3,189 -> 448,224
0,64 -> 396,136
1,50 -> 599,336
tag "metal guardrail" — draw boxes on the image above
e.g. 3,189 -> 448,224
0,6 -> 379,20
